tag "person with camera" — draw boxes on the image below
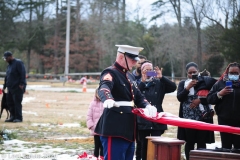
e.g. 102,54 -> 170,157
207,62 -> 240,150
177,62 -> 215,160
137,61 -> 177,160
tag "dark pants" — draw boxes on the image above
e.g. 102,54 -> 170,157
184,128 -> 207,160
185,141 -> 206,160
138,130 -> 164,160
135,127 -> 142,160
94,135 -> 103,157
218,117 -> 240,149
100,136 -> 135,160
6,88 -> 24,120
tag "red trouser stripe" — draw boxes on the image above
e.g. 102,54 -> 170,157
108,137 -> 112,160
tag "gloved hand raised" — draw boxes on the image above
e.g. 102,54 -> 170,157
145,105 -> 157,117
103,99 -> 119,108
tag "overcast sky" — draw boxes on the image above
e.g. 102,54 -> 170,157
126,0 -> 178,27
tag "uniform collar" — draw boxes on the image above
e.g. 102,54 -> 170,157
114,62 -> 128,73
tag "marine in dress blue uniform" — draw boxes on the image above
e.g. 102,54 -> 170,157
95,45 -> 157,160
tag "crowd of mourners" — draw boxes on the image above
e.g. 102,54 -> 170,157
86,44 -> 240,160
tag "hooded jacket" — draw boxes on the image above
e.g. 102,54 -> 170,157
86,97 -> 104,136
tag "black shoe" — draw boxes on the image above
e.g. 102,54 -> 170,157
232,148 -> 240,154
5,117 -> 14,122
13,119 -> 22,123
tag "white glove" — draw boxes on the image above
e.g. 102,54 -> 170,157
145,105 -> 157,117
103,99 -> 119,108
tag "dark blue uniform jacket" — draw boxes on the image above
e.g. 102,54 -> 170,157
95,62 -> 149,142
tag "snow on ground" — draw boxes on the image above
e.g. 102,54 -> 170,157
0,86 -> 222,160
1,138 -> 222,160
31,123 -> 80,128
1,139 -> 87,160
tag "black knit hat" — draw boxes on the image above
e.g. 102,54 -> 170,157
186,62 -> 198,71
3,51 -> 12,59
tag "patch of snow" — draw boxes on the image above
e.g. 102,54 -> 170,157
57,123 -> 80,127
22,97 -> 35,104
31,123 -> 51,127
44,100 -> 57,102
22,110 -> 38,116
27,85 -> 51,88
31,123 -> 80,128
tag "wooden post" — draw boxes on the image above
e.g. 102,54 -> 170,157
146,137 -> 178,160
152,138 -> 185,160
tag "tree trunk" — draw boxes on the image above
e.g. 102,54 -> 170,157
122,0 -> 125,22
26,0 -> 33,74
197,24 -> 202,70
53,0 -> 59,74
75,0 -> 81,50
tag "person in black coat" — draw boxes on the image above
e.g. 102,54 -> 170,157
131,55 -> 147,160
137,61 -> 177,160
207,62 -> 240,149
177,62 -> 215,160
3,51 -> 26,123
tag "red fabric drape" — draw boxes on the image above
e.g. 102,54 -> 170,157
132,108 -> 240,134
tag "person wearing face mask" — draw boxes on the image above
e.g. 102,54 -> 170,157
95,45 -> 157,160
137,61 -> 177,160
207,62 -> 240,150
177,62 -> 215,160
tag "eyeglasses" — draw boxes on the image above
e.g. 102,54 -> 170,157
187,71 -> 197,75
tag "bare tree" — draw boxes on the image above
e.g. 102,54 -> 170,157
202,0 -> 240,30
185,0 -> 206,69
152,0 -> 186,77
